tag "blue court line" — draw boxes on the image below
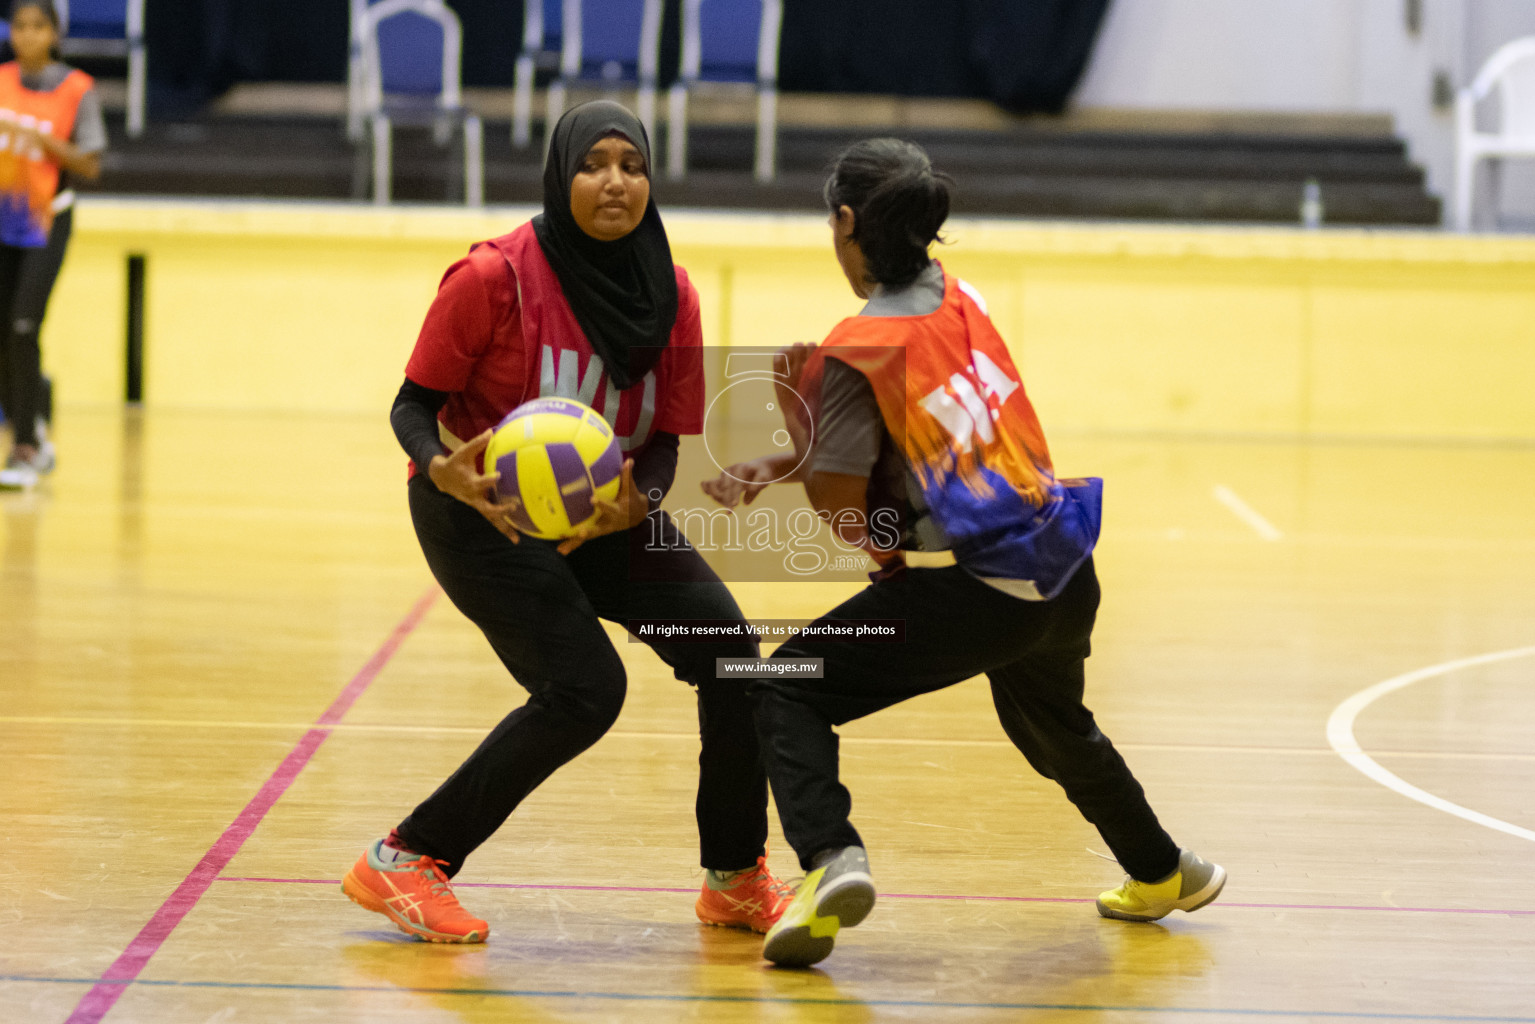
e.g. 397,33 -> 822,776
3,975 -> 1533,1021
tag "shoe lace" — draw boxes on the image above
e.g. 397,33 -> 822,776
767,874 -> 799,909
410,857 -> 466,907
739,857 -> 798,910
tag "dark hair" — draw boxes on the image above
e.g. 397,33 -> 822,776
7,0 -> 62,63
9,0 -> 60,29
823,138 -> 952,289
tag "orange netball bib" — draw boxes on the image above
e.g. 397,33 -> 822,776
802,266 -> 1101,598
0,61 -> 92,248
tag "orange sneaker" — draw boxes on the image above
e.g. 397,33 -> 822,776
695,855 -> 794,933
342,839 -> 489,943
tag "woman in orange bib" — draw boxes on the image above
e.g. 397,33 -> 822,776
704,138 -> 1226,968
0,0 -> 105,489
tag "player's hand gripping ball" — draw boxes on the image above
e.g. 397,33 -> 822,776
485,398 -> 623,540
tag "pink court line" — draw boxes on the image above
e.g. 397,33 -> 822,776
65,587 -> 441,1024
212,876 -> 1535,917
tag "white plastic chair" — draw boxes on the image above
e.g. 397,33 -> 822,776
667,0 -> 782,182
1453,36 -> 1535,232
55,0 -> 147,138
545,0 -> 664,156
359,0 -> 484,206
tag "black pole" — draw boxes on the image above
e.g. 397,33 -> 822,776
126,254 -> 145,404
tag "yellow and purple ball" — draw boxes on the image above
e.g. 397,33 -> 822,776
485,397 -> 623,540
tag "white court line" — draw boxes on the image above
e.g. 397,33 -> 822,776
1326,646 -> 1535,844
1212,484 -> 1284,541
7,715 -> 1535,762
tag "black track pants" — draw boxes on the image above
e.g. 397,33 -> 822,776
394,473 -> 770,876
0,208 -> 71,448
753,558 -> 1181,883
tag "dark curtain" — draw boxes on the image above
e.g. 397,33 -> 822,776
145,0 -> 349,113
780,0 -> 1113,114
966,0 -> 1115,113
145,0 -> 518,111
145,0 -> 1109,116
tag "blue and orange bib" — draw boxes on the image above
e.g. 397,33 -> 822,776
0,61 -> 93,248
802,266 -> 1101,599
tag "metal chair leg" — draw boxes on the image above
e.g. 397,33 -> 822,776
637,83 -> 657,147
372,114 -> 392,205
513,55 -> 534,148
754,87 -> 778,183
465,115 -> 485,207
127,39 -> 147,138
1454,150 -> 1480,233
667,83 -> 687,181
545,80 -> 568,160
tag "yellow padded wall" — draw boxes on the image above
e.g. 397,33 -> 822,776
41,200 -> 1535,442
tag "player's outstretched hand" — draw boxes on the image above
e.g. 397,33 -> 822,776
701,456 -> 779,510
558,459 -> 643,556
428,429 -> 524,543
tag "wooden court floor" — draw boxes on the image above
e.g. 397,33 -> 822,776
2,407 -> 1533,1023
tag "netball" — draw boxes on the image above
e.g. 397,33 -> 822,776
484,397 -> 623,540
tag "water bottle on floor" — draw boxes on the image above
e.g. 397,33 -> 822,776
1301,178 -> 1324,229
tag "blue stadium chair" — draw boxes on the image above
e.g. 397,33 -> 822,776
513,0 -> 563,148
667,0 -> 782,182
359,0 -> 484,205
54,0 -> 147,138
347,0 -> 431,142
546,0 -> 664,155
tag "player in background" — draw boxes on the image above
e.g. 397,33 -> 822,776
703,138 -> 1226,967
0,0 -> 105,489
343,102 -> 791,943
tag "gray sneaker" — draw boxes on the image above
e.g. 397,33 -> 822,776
762,846 -> 875,968
34,420 -> 55,472
1096,848 -> 1226,922
0,441 -> 54,490
1,454 -> 36,489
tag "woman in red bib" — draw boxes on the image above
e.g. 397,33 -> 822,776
0,0 -> 105,489
704,138 -> 1225,967
342,102 -> 790,944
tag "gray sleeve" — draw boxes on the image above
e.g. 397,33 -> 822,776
70,88 -> 108,154
811,357 -> 884,477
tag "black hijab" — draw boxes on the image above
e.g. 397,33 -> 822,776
532,101 -> 678,390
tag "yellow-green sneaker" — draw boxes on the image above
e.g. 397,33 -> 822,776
762,846 -> 874,967
1096,848 -> 1226,922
